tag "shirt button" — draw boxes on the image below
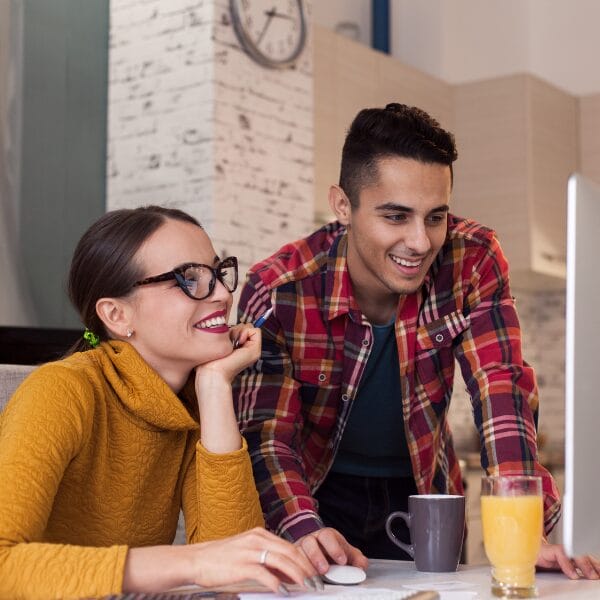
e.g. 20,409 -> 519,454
342,394 -> 350,402
318,373 -> 327,382
362,339 -> 369,346
435,333 -> 444,343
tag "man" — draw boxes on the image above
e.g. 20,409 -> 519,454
234,104 -> 600,579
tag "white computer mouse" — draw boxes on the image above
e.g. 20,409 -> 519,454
322,564 -> 367,585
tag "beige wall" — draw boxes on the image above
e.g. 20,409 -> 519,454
315,1 -> 600,96
314,26 -> 452,224
390,0 -> 600,96
579,94 -> 600,185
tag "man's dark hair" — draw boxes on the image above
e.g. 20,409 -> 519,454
339,103 -> 458,207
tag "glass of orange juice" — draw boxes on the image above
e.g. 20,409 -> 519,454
481,476 -> 543,598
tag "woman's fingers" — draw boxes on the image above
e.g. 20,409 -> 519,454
196,326 -> 261,385
188,527 -> 317,592
236,563 -> 290,595
230,323 -> 254,346
231,327 -> 261,368
254,547 -> 315,591
230,323 -> 248,348
230,325 -> 261,360
254,529 -> 317,583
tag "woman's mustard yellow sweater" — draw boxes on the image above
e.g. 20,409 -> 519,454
0,341 -> 264,600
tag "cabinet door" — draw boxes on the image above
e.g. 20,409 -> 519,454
466,517 -> 488,565
547,468 -> 565,545
464,470 -> 489,565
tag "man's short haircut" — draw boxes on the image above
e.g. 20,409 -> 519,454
339,103 -> 458,207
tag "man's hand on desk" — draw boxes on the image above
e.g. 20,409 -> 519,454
296,527 -> 369,574
536,541 -> 600,580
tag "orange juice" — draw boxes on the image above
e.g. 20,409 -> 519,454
481,495 -> 543,589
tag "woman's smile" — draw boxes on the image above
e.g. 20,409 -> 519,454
194,310 -> 229,333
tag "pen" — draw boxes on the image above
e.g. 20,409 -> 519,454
232,307 -> 274,348
253,306 -> 273,328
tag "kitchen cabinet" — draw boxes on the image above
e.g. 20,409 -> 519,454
452,75 -> 578,290
464,468 -> 488,565
313,30 -> 588,290
580,94 -> 600,185
547,468 -> 565,546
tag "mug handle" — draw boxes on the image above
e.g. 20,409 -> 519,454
385,511 -> 414,558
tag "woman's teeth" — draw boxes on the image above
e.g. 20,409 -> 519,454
195,316 -> 226,329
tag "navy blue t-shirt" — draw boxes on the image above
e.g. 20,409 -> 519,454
331,321 -> 413,477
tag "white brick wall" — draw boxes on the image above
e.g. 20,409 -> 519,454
108,0 -> 216,221
107,0 -> 314,289
212,0 -> 314,274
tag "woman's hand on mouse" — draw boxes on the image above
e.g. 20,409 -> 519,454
123,527 -> 319,595
296,527 -> 368,574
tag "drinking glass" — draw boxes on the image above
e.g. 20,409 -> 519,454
481,476 -> 543,598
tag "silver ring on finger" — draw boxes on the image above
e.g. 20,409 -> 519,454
260,549 -> 269,565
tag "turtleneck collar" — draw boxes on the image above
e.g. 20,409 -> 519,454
89,341 -> 199,432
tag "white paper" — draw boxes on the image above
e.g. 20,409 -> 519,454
240,584 -> 477,599
402,581 -> 476,591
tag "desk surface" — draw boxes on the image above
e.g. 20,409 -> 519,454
362,559 -> 600,599
175,559 -> 600,600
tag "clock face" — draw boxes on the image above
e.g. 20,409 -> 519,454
230,0 -> 307,69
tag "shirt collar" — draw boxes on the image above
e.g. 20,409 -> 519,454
323,227 -> 363,322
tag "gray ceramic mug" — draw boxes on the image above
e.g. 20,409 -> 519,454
385,494 -> 465,572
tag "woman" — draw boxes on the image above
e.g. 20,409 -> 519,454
0,206 -> 317,599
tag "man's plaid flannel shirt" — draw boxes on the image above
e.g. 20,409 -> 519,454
234,215 -> 561,542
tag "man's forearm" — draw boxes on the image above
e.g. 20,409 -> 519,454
277,510 -> 324,542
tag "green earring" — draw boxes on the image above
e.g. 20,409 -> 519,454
83,328 -> 100,348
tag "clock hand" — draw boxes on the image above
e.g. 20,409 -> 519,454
268,9 -> 295,21
256,7 -> 276,46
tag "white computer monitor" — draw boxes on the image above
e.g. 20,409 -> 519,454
563,173 -> 600,557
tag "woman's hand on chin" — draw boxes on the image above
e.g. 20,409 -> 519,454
195,324 -> 261,385
193,325 -> 261,454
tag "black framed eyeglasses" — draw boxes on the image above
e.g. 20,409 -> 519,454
132,256 -> 238,301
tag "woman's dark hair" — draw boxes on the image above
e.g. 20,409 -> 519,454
67,205 -> 202,354
339,103 -> 458,207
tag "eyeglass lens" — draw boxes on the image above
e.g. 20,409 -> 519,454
182,262 -> 237,299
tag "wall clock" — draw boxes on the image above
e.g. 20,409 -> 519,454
229,0 -> 307,69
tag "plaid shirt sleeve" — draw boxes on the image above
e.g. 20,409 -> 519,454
452,228 -> 561,534
234,273 -> 325,541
